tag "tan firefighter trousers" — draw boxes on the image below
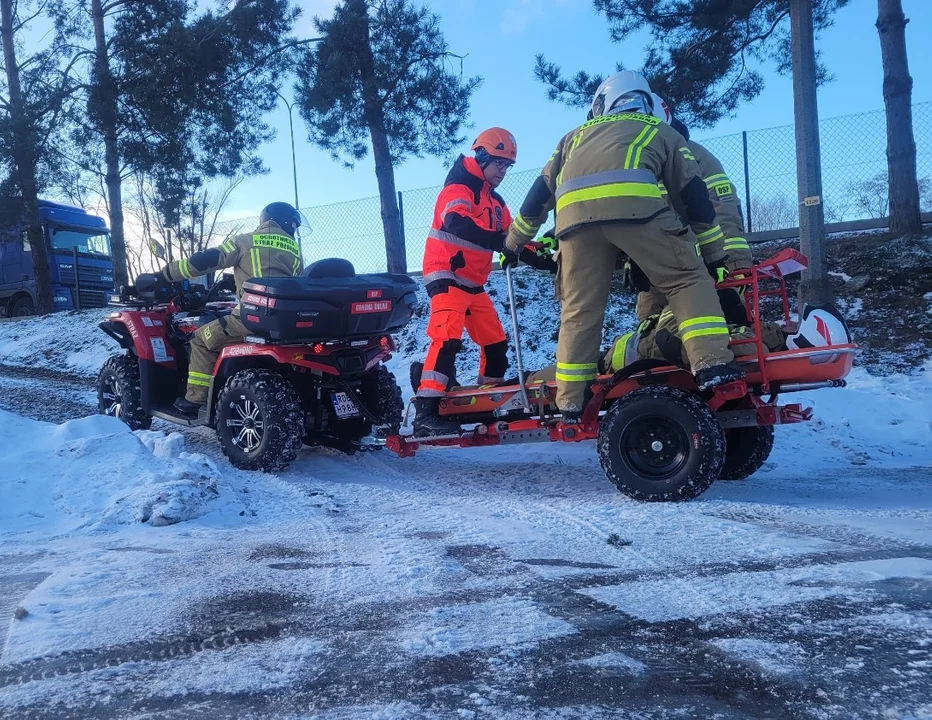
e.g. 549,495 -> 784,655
554,213 -> 734,412
185,312 -> 250,403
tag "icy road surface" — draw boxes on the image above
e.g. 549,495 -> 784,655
0,364 -> 931,719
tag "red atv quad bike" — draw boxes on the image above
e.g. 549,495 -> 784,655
387,248 -> 856,502
97,258 -> 417,471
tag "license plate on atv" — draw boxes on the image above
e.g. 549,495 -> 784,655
331,392 -> 360,419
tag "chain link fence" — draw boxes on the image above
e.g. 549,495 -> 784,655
206,101 -> 932,273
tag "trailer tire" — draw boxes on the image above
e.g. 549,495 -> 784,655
598,386 -> 725,502
719,426 -> 775,481
98,353 -> 152,430
216,370 -> 303,471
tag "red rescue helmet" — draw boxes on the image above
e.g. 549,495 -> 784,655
472,127 -> 517,167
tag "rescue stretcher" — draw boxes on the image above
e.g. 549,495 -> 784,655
385,248 -> 856,502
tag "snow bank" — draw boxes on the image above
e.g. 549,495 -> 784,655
0,308 -> 118,376
768,366 -> 932,473
0,410 -> 229,536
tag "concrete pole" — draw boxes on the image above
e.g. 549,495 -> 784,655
790,0 -> 833,309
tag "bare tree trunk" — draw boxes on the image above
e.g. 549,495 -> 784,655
1,0 -> 54,314
92,0 -> 129,287
877,0 -> 921,235
352,0 -> 406,274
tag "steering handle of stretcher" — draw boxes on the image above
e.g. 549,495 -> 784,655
505,265 -> 533,412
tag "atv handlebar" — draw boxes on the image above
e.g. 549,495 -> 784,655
116,272 -> 235,311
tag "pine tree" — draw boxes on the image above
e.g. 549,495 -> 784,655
295,0 -> 480,273
536,0 -> 849,127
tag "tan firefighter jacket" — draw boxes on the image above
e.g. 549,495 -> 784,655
506,111 -> 722,263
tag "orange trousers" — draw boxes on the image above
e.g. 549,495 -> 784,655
416,287 -> 508,397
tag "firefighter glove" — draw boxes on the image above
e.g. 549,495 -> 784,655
622,260 -> 652,293
499,247 -> 519,270
519,246 -> 557,274
706,259 -> 728,285
539,229 -> 558,253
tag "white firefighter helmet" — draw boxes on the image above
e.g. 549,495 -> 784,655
589,70 -> 653,120
651,93 -> 672,123
785,303 -> 852,350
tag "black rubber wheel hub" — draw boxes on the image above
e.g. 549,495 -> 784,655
619,414 -> 690,480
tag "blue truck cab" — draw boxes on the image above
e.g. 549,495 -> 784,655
0,199 -> 115,316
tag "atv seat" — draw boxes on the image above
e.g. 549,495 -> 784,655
304,258 -> 355,279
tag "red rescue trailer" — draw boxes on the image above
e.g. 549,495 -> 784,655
385,249 -> 855,501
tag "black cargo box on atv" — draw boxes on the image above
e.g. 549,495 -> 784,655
239,258 -> 418,341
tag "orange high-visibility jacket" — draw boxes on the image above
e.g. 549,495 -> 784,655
422,155 -> 512,295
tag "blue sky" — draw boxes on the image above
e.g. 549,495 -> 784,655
221,0 -> 932,220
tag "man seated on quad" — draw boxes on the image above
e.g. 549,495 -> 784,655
527,303 -> 850,384
160,202 -> 305,415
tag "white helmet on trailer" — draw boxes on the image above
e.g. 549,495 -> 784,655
785,303 -> 852,350
588,70 -> 653,120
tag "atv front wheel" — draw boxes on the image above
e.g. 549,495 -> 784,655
598,386 -> 725,502
719,426 -> 775,481
98,354 -> 152,430
216,370 -> 303,471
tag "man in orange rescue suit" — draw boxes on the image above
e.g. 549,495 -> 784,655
502,71 -> 744,422
414,128 -> 555,436
161,202 -> 304,416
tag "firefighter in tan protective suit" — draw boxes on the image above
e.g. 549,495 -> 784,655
634,96 -> 754,322
161,202 -> 304,415
501,71 -> 744,420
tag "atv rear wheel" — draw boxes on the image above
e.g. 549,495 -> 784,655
598,385 -> 725,502
323,364 -> 404,452
98,354 -> 152,430
719,426 -> 775,481
216,370 -> 303,471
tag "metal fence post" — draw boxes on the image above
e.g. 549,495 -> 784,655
397,190 -> 406,273
72,246 -> 82,311
742,130 -> 753,232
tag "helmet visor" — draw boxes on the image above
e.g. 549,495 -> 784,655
608,90 -> 652,115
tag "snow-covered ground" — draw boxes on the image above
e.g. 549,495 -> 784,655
0,270 -> 931,718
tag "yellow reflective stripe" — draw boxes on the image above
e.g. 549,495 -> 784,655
680,315 -> 726,329
724,238 -> 750,249
679,146 -> 696,161
557,362 -> 597,370
682,327 -> 730,343
555,182 -> 662,212
250,249 -> 263,278
631,128 -> 658,169
704,173 -> 729,185
293,257 -> 301,275
512,214 -> 537,237
697,233 -> 725,247
696,225 -> 723,241
624,124 -> 653,169
556,373 -> 597,382
221,239 -> 235,253
187,378 -> 211,387
189,371 -> 212,379
252,233 -> 300,257
611,332 -> 634,371
177,259 -> 192,279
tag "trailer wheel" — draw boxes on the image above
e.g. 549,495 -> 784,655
216,370 -> 303,471
598,386 -> 725,502
719,426 -> 775,481
98,353 -> 152,430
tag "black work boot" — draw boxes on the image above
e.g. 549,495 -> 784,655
413,397 -> 461,437
409,361 -> 424,394
174,396 -> 204,417
694,361 -> 746,390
